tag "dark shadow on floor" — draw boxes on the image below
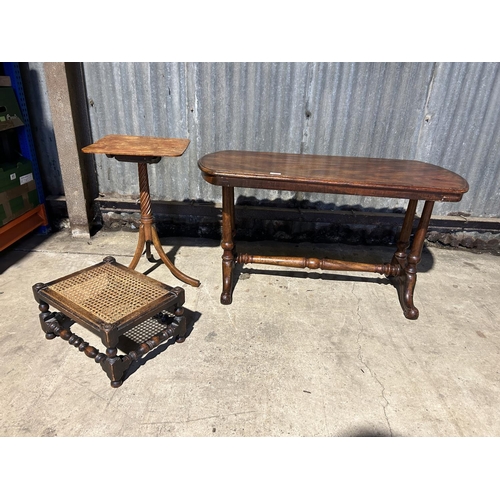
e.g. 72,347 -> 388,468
234,267 -> 391,287
0,232 -> 53,274
230,240 -> 435,291
121,307 -> 201,383
344,426 -> 399,437
234,240 -> 434,273
142,244 -> 190,275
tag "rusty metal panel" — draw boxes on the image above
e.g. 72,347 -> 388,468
28,62 -> 500,219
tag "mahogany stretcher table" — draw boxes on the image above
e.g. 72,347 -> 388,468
198,150 -> 469,319
83,135 -> 200,287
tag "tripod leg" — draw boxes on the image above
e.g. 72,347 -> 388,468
146,240 -> 162,263
129,224 -> 146,270
151,227 -> 200,287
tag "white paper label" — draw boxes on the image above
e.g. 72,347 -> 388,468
10,173 -> 16,181
19,173 -> 33,185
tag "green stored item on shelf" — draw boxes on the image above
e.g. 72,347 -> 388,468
0,156 -> 39,227
0,156 -> 34,192
0,87 -> 24,132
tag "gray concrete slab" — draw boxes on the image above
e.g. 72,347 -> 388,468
1,229 -> 499,437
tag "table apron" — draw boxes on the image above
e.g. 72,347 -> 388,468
202,174 -> 464,202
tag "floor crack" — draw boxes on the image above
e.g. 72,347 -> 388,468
353,283 -> 393,437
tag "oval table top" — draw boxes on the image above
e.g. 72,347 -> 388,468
198,150 -> 469,202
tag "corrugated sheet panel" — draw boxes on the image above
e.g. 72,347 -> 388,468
298,62 -> 437,211
28,62 -> 500,218
416,62 -> 500,217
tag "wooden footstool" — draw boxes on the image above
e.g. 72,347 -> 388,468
32,256 -> 187,387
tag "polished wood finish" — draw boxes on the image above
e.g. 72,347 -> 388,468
127,161 -> 199,286
198,151 -> 469,318
392,200 -> 435,319
221,186 -> 236,304
82,134 -> 190,158
199,150 -> 469,202
237,253 -> 398,275
83,135 -> 199,287
33,256 -> 187,387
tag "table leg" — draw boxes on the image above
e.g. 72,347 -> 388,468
129,162 -> 156,271
129,224 -> 147,270
146,240 -> 161,263
393,200 -> 435,319
390,199 -> 418,271
151,226 -> 200,287
129,162 -> 200,287
221,186 -> 236,304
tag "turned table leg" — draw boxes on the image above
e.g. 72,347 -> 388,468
221,186 -> 236,304
130,162 -> 200,287
391,199 -> 418,270
392,200 -> 435,320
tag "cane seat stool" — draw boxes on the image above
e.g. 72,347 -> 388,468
32,256 -> 187,388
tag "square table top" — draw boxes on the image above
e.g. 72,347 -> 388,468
82,135 -> 190,158
198,150 -> 469,202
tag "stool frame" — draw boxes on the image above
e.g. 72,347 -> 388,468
33,256 -> 187,387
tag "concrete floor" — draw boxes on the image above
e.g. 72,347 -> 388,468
1,227 -> 499,437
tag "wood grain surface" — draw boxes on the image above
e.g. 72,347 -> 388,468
82,135 -> 190,157
198,150 -> 469,201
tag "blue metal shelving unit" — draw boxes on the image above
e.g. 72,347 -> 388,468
2,62 -> 50,236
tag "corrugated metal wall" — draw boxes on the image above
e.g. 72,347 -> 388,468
26,62 -> 500,218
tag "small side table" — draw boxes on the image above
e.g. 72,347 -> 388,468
83,135 -> 200,287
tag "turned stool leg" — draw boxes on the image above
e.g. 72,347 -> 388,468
33,294 -> 111,383
101,347 -> 131,388
174,305 -> 187,343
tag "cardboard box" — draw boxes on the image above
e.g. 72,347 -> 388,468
0,87 -> 24,132
0,76 -> 12,87
0,157 -> 39,227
